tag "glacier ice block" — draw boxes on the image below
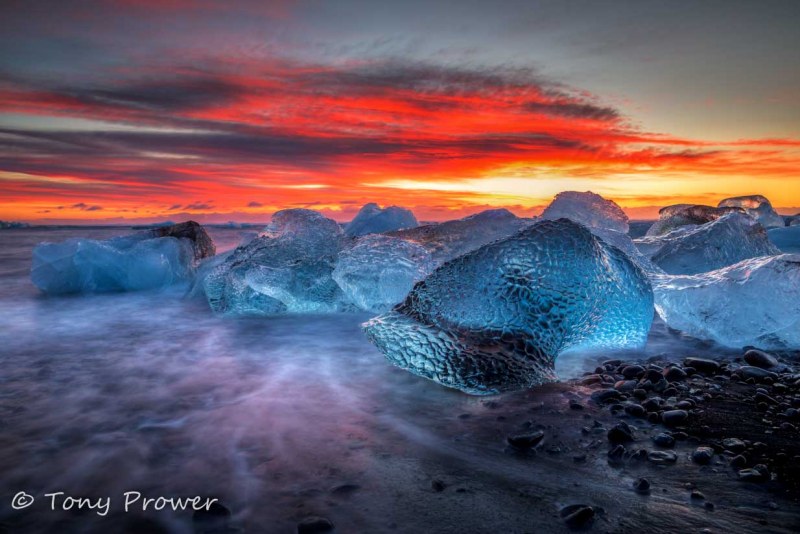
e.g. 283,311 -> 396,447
635,212 -> 779,275
31,221 -> 214,294
718,195 -> 785,229
332,235 -> 433,312
541,191 -> 629,233
345,203 -> 418,237
363,219 -> 654,394
203,209 -> 348,314
653,255 -> 800,349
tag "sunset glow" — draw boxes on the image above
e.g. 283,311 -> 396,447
1,1 -> 799,223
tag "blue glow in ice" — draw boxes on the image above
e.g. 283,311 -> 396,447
332,235 -> 433,312
363,219 -> 654,394
635,212 -> 779,275
203,209 -> 349,314
30,223 -> 212,294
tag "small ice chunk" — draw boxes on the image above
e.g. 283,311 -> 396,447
646,204 -> 743,237
653,255 -> 800,349
203,209 -> 348,314
635,212 -> 779,275
389,208 -> 530,265
718,195 -> 785,229
31,221 -> 213,294
332,235 -> 434,312
541,191 -> 629,233
345,203 -> 418,237
363,219 -> 654,395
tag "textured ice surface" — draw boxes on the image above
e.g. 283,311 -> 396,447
345,203 -> 418,237
646,204 -> 743,237
653,255 -> 800,349
363,219 -> 654,395
541,191 -> 629,233
203,209 -> 348,314
592,228 -> 662,275
718,195 -> 785,229
768,226 -> 800,254
332,235 -> 434,312
32,235 -> 194,294
635,212 -> 779,275
536,192 -> 655,271
389,208 -> 530,265
31,222 -> 213,295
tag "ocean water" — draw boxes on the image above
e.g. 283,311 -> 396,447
0,226 -> 733,533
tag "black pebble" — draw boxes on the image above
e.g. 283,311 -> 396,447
560,504 -> 595,528
663,367 -> 687,382
634,477 -> 650,493
624,403 -> 646,417
608,422 -> 634,443
507,430 -> 545,450
653,433 -> 675,448
661,409 -> 689,427
297,516 -> 335,534
692,446 -> 714,465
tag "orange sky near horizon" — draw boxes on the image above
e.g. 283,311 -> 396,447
2,3 -> 799,224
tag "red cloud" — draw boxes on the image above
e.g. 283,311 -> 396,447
1,58 -> 799,222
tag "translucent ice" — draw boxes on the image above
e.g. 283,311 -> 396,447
635,212 -> 779,275
31,221 -> 214,294
536,191 -> 657,273
203,209 -> 348,314
332,235 -> 434,312
768,226 -> 800,254
645,204 -> 743,237
363,219 -> 654,395
541,191 -> 629,233
718,195 -> 785,229
389,208 -> 530,265
345,203 -> 418,237
591,228 -> 662,276
653,255 -> 800,349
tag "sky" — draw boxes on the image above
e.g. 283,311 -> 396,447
1,0 -> 799,224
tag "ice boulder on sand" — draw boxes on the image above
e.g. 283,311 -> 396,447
541,191 -> 629,233
653,255 -> 800,349
203,209 -> 348,314
718,195 -> 784,229
645,204 -> 743,237
31,221 -> 215,294
363,219 -> 654,395
345,203 -> 418,237
332,235 -> 434,312
389,208 -> 530,265
635,212 -> 779,275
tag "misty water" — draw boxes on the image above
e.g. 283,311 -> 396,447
0,226 -> 738,533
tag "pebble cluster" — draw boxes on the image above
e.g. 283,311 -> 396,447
507,348 -> 800,529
